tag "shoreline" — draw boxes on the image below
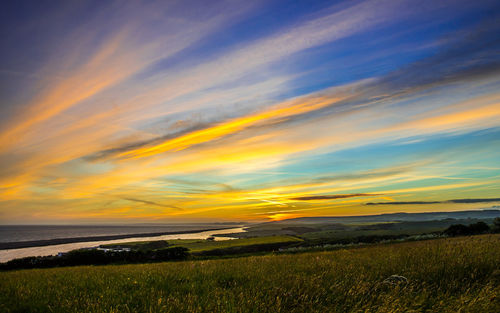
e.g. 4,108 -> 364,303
0,227 -> 235,250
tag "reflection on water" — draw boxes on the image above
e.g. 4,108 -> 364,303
0,227 -> 246,263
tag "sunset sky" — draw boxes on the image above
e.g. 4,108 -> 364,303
1,0 -> 499,224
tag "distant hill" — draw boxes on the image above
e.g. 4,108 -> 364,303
266,209 -> 500,225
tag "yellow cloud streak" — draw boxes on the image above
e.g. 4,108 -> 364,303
48,92 -> 500,206
119,96 -> 342,159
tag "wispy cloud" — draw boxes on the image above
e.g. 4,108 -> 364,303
291,193 -> 381,201
120,197 -> 182,210
86,11 -> 500,163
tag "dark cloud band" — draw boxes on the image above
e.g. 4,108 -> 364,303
365,198 -> 500,205
121,197 -> 182,210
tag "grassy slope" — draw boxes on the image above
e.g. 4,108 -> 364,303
1,235 -> 499,313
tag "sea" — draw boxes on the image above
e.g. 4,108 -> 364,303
0,225 -> 245,263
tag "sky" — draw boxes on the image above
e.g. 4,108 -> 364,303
1,0 -> 500,224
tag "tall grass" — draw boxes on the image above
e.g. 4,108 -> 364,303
1,235 -> 499,312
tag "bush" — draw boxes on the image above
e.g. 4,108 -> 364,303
0,247 -> 189,271
444,224 -> 471,236
493,217 -> 500,233
443,222 -> 490,237
468,221 -> 490,234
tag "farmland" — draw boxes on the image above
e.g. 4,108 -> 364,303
1,234 -> 499,312
102,235 -> 302,253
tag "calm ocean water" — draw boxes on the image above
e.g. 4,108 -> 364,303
0,225 -> 239,243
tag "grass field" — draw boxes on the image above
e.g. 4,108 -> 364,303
226,219 -> 492,239
173,235 -> 302,253
1,235 -> 499,312
102,235 -> 302,253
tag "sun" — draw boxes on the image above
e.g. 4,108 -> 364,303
267,213 -> 301,221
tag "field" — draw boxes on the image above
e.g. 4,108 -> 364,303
102,235 -> 302,253
223,219 -> 495,239
1,235 -> 499,312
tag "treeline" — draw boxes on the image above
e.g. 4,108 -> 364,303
195,241 -> 299,257
102,240 -> 170,251
300,219 -> 500,248
302,234 -> 416,248
443,219 -> 499,237
0,247 -> 189,271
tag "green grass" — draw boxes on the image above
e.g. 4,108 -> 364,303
227,219 -> 494,239
1,235 -> 499,312
101,236 -> 302,253
101,240 -> 171,251
170,235 -> 302,252
301,228 -> 437,240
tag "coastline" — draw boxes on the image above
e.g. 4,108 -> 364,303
0,227 -> 235,250
0,227 -> 246,263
